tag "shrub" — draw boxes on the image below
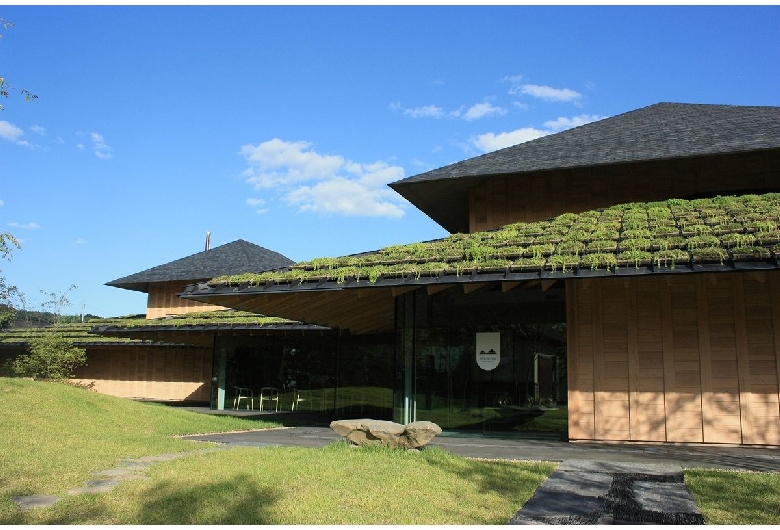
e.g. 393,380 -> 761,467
11,333 -> 87,380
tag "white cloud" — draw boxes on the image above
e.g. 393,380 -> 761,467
502,74 -> 524,83
544,114 -> 603,131
392,100 -> 506,122
9,221 -> 40,230
241,139 -> 407,218
463,101 -> 507,121
471,128 -> 550,153
512,84 -> 582,103
390,102 -> 447,119
470,112 -> 607,153
0,199 -> 4,207
90,132 -> 113,159
0,120 -> 28,147
286,176 -> 405,217
246,197 -> 269,214
75,238 -> 86,245
30,125 -> 45,135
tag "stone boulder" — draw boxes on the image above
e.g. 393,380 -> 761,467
330,419 -> 442,449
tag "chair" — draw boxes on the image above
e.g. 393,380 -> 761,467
290,389 -> 307,412
258,387 -> 279,412
319,389 -> 334,413
233,386 -> 254,410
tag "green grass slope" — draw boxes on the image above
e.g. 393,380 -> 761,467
0,378 -> 555,524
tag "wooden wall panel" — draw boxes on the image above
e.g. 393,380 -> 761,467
567,281 -> 594,440
741,274 -> 780,444
567,270 -> 780,445
147,281 -> 228,319
469,149 -> 780,232
71,346 -> 212,402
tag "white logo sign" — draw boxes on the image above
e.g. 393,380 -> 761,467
476,332 -> 500,371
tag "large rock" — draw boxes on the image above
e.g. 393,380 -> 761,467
330,419 -> 442,449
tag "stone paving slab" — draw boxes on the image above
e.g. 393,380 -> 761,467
10,448 -> 224,513
632,481 -> 702,515
67,480 -> 122,495
508,468 -> 612,524
509,460 -> 704,525
518,490 -> 606,519
10,495 -> 60,512
559,459 -> 683,475
533,470 -> 613,496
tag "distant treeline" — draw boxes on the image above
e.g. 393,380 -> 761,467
11,310 -> 103,327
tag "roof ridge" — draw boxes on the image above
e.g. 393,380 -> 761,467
105,239 -> 294,292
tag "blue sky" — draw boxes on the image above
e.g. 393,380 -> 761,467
1,5 -> 779,318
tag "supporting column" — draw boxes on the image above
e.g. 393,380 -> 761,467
393,291 -> 416,425
216,347 -> 227,411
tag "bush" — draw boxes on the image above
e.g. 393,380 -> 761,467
12,333 -> 86,380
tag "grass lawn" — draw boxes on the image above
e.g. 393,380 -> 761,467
0,377 -> 555,524
4,377 -> 779,525
686,468 -> 780,525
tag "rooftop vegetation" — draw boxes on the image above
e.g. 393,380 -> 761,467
0,311 -> 298,345
211,193 -> 780,287
94,310 -> 298,329
0,319 -> 140,345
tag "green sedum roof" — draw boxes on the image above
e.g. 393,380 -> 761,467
0,318 -> 143,345
95,310 -> 298,329
1,311 -> 299,346
210,193 -> 780,287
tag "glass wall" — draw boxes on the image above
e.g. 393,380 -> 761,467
395,283 -> 567,435
337,334 -> 394,420
211,331 -> 394,421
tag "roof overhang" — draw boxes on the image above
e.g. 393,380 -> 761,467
390,149 -> 780,234
180,258 -> 780,334
92,321 -> 332,343
180,285 -> 399,335
388,174 -> 486,234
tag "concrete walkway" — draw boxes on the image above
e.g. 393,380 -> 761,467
182,425 -> 780,473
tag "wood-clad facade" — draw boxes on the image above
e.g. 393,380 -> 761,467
567,271 -> 780,445
71,345 -> 213,402
79,239 -> 299,404
146,281 -> 228,319
469,149 -> 780,232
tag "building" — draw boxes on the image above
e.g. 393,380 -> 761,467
94,239 -> 391,416
181,103 -> 780,445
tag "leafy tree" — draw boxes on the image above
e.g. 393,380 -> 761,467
40,284 -> 78,325
0,231 -> 20,260
12,333 -> 87,380
0,232 -> 21,329
0,18 -> 37,110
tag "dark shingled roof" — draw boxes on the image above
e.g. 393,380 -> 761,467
106,239 -> 294,293
393,102 -> 780,185
389,102 -> 780,232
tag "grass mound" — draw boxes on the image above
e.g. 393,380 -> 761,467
0,378 -> 555,524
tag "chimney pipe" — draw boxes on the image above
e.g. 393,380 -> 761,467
205,231 -> 211,251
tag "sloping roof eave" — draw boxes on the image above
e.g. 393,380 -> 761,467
392,103 -> 780,187
181,259 -> 780,301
